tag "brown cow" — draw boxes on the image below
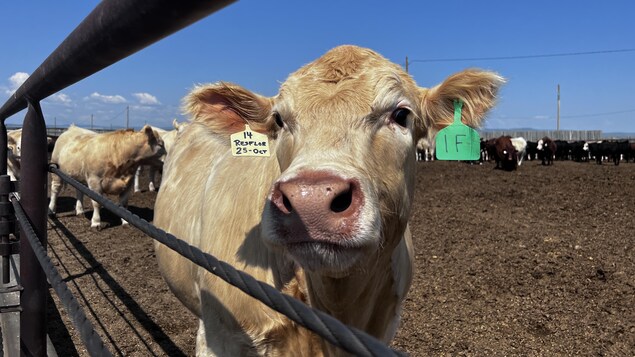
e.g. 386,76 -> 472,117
493,135 -> 518,170
49,125 -> 165,228
154,45 -> 504,356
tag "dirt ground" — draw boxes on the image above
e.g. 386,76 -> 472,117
44,159 -> 634,356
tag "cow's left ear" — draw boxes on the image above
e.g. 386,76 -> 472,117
417,69 -> 505,140
183,82 -> 274,136
140,124 -> 155,140
139,125 -> 161,146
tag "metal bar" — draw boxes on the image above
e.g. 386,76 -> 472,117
0,121 -> 7,174
0,177 -> 10,284
0,122 -> 11,284
0,0 -> 236,121
19,101 -> 49,357
12,194 -> 113,357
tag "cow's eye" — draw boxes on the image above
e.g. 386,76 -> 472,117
273,112 -> 284,128
391,108 -> 410,128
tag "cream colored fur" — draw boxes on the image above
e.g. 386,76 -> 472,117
134,121 -> 188,192
154,45 -> 504,356
6,129 -> 22,181
49,125 -> 165,228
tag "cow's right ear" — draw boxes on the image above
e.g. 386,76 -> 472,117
183,82 -> 274,136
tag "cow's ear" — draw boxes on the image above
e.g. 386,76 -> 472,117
140,124 -> 155,140
183,82 -> 274,136
139,125 -> 161,145
418,69 -> 504,139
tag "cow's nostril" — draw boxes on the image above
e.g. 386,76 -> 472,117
282,194 -> 293,213
330,188 -> 352,213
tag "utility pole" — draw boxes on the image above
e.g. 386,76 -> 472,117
54,117 -> 56,129
405,56 -> 409,73
557,84 -> 560,130
90,114 -> 94,129
126,106 -> 130,129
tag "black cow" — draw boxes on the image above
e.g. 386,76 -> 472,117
525,140 -> 538,161
600,140 -> 630,165
554,140 -> 571,160
570,140 -> 589,162
537,137 -> 557,166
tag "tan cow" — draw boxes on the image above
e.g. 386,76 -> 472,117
6,128 -> 57,180
154,45 -> 503,356
49,125 -> 165,228
134,119 -> 187,192
6,129 -> 22,181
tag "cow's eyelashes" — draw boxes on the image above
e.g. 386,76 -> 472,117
273,112 -> 285,128
391,108 -> 410,128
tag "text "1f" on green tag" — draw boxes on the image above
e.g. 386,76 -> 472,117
435,99 -> 481,160
230,124 -> 270,157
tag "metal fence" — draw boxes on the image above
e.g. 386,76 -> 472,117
0,1 -> 234,355
479,130 -> 603,141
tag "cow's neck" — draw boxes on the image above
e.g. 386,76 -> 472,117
109,136 -> 145,174
303,243 -> 400,341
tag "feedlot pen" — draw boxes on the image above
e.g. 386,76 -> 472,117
41,160 -> 634,356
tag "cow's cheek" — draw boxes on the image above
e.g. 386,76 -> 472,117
274,135 -> 295,172
367,130 -> 414,240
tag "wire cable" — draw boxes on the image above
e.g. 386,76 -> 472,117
410,48 -> 635,63
48,164 -> 405,357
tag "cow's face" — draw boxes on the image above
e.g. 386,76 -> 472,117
183,46 -> 503,277
537,139 -> 544,151
261,46 -> 504,276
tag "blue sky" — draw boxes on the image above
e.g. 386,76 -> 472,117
1,1 -> 634,132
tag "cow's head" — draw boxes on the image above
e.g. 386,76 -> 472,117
537,139 -> 544,151
136,125 -> 166,162
184,46 -> 503,277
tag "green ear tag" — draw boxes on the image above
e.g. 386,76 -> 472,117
435,99 -> 481,160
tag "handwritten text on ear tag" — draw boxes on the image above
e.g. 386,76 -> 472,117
230,124 -> 270,157
435,99 -> 481,160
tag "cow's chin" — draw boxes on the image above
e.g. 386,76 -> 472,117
261,225 -> 381,277
283,240 -> 374,277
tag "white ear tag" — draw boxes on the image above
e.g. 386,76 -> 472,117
230,124 -> 270,157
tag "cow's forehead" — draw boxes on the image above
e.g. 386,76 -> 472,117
276,46 -> 418,118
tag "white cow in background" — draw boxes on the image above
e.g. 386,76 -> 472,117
416,136 -> 436,161
510,137 -> 527,166
134,119 -> 187,192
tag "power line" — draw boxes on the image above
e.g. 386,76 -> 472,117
491,108 -> 635,121
561,108 -> 635,119
410,48 -> 635,63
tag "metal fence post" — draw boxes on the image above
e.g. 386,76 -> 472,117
19,101 -> 49,357
0,121 -> 10,284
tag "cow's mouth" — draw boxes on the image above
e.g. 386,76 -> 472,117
283,240 -> 366,274
286,240 -> 358,252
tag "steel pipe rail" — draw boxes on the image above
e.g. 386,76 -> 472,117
10,193 -> 113,357
0,0 -> 235,121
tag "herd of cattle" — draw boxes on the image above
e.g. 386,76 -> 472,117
417,135 -> 635,170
